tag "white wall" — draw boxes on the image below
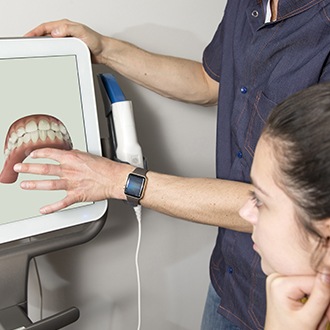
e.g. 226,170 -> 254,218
1,1 -> 225,329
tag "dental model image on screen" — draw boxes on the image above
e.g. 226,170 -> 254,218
0,37 -> 107,244
0,55 -> 88,225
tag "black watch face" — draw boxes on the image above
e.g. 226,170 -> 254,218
125,174 -> 146,198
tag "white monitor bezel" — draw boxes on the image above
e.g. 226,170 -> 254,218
0,37 -> 108,244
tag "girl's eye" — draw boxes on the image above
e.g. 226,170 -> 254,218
249,190 -> 263,208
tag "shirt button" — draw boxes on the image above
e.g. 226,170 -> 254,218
240,86 -> 248,94
251,10 -> 259,18
237,151 -> 243,159
228,266 -> 233,274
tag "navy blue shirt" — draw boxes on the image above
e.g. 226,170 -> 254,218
203,0 -> 330,329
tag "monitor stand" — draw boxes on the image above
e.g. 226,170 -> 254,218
0,211 -> 107,330
0,134 -> 113,330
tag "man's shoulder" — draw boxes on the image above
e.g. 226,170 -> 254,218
320,0 -> 330,25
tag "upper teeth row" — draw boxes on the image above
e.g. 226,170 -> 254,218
4,119 -> 72,157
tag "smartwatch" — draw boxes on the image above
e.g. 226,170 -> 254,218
124,167 -> 148,206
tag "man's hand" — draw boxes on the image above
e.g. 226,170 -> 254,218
14,148 -> 132,214
25,19 -> 106,64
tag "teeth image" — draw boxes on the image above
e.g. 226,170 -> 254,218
47,130 -> 56,141
51,122 -> 59,132
4,148 -> 10,157
39,130 -> 47,141
17,137 -> 23,147
9,132 -> 18,144
31,131 -> 39,143
16,127 -> 25,137
38,119 -> 50,131
8,140 -> 18,152
25,121 -> 38,133
55,131 -> 63,140
7,140 -> 14,150
67,137 -> 73,147
59,124 -> 68,135
23,133 -> 31,143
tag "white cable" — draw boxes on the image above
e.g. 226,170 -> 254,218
133,205 -> 142,330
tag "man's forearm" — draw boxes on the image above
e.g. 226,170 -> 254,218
141,171 -> 253,233
98,36 -> 219,105
24,19 -> 219,105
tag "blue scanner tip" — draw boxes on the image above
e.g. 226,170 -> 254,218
100,73 -> 126,103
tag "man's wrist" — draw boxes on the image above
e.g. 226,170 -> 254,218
124,167 -> 148,206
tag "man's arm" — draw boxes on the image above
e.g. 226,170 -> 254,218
25,19 -> 219,106
14,148 -> 252,233
144,171 -> 252,232
22,20 -> 249,231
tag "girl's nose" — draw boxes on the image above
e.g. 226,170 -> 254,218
239,199 -> 258,225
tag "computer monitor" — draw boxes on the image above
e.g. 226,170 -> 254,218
0,37 -> 107,243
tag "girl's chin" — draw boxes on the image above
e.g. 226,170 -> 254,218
260,261 -> 273,276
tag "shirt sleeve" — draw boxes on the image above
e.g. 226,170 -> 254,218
202,22 -> 223,82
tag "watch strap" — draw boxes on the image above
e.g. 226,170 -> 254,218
132,167 -> 148,177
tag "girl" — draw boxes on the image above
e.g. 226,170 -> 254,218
240,83 -> 330,329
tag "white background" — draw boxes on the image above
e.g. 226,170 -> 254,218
0,1 -> 225,329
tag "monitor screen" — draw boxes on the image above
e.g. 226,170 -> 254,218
0,37 -> 107,243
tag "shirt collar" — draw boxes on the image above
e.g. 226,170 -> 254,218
262,0 -> 326,21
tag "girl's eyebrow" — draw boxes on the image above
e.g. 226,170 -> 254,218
250,177 -> 269,197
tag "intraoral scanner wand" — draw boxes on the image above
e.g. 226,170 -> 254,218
100,73 -> 144,169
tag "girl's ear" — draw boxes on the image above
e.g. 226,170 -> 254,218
310,219 -> 330,274
320,218 -> 330,238
321,238 -> 330,275
315,219 -> 330,274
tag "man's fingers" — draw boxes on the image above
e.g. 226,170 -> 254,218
14,162 -> 61,177
39,195 -> 76,214
24,19 -> 72,37
29,147 -> 69,161
19,179 -> 67,191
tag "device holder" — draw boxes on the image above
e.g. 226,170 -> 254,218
98,73 -> 147,170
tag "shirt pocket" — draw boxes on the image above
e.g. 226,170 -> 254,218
245,91 -> 277,156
